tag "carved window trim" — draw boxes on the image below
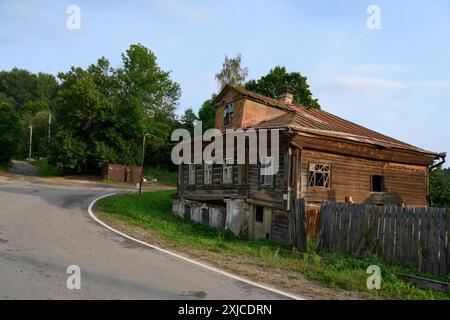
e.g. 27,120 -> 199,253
308,163 -> 331,188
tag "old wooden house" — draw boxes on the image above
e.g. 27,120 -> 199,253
172,84 -> 444,244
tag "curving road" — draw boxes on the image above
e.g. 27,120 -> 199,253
0,181 -> 286,300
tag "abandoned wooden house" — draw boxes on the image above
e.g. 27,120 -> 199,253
172,84 -> 445,244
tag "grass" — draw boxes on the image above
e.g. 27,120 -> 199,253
97,190 -> 450,300
144,167 -> 178,186
26,160 -> 63,177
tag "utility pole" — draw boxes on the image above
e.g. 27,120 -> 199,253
138,133 -> 149,196
138,133 -> 164,197
47,113 -> 52,158
28,124 -> 33,160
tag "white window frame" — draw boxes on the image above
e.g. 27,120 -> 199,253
223,102 -> 235,126
204,163 -> 212,185
188,164 -> 196,185
223,158 -> 233,184
308,163 -> 331,188
260,156 -> 274,186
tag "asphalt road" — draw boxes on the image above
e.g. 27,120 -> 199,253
0,182 -> 286,300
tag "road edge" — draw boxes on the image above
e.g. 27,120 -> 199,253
88,193 -> 305,300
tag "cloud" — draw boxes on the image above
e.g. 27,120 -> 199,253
352,65 -> 406,74
328,76 -> 450,93
333,76 -> 405,91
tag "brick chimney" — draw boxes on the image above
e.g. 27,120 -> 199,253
280,90 -> 294,104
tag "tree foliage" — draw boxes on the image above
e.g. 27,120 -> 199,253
430,166 -> 450,208
245,66 -> 321,109
50,44 -> 181,173
0,68 -> 58,159
0,94 -> 20,163
197,94 -> 217,131
215,54 -> 248,89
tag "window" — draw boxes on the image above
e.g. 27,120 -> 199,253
204,163 -> 212,185
260,156 -> 274,186
223,158 -> 233,184
371,175 -> 384,192
308,163 -> 330,188
223,102 -> 234,126
255,206 -> 264,222
188,164 -> 196,185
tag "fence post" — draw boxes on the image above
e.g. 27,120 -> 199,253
294,198 -> 307,253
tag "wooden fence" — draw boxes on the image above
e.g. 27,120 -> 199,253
315,202 -> 450,276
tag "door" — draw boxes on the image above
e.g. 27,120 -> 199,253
253,206 -> 272,240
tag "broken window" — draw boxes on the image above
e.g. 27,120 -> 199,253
371,175 -> 384,192
223,102 -> 234,126
308,163 -> 330,188
255,206 -> 264,222
260,156 -> 274,186
223,158 -> 233,184
204,163 -> 212,185
188,164 -> 196,185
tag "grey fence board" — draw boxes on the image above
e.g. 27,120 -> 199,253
314,202 -> 449,277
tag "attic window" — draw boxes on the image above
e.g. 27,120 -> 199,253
224,102 -> 234,126
371,175 -> 384,192
308,164 -> 330,188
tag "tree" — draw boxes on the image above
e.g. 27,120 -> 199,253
118,44 -> 181,169
430,166 -> 450,208
198,94 -> 217,131
50,44 -> 181,173
180,108 -> 198,135
215,54 -> 248,89
245,66 -> 321,109
0,94 -> 20,163
0,68 -> 58,159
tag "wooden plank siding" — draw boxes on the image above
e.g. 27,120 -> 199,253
299,148 -> 430,206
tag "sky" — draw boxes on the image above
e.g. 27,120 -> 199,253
1,0 -> 449,163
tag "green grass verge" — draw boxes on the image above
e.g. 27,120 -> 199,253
97,190 -> 450,300
26,160 -> 63,177
144,167 -> 178,186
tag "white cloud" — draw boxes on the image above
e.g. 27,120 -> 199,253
329,75 -> 450,93
333,76 -> 405,91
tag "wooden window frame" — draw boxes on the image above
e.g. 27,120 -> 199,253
188,164 -> 196,185
204,163 -> 212,185
260,156 -> 274,187
371,175 -> 385,192
308,163 -> 331,189
222,158 -> 233,185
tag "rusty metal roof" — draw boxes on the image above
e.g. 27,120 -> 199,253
222,84 -> 436,156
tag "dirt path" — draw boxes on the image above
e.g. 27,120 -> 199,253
7,160 -> 38,176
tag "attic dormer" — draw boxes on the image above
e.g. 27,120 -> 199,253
213,85 -> 289,131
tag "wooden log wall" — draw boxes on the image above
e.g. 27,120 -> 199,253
300,149 -> 430,206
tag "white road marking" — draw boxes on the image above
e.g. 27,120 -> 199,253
88,193 -> 305,300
